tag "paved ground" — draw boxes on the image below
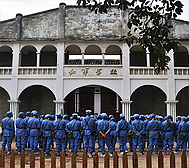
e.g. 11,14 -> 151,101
1,142 -> 189,168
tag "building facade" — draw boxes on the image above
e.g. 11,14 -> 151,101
0,3 -> 189,122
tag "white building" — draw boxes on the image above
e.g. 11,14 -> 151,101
0,3 -> 189,122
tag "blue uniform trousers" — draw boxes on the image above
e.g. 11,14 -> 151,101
2,136 -> 12,152
129,137 -> 133,150
55,138 -> 66,153
99,135 -> 113,154
133,137 -> 143,152
70,138 -> 80,154
118,136 -> 127,152
149,138 -> 158,153
30,136 -> 38,152
110,135 -> 117,151
163,138 -> 173,152
17,136 -> 26,152
175,138 -> 187,151
83,135 -> 93,153
42,136 -> 51,153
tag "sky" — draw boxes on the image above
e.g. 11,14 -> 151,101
0,0 -> 188,22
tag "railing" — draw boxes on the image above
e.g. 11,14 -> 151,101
68,59 -> 121,65
0,67 -> 12,75
0,150 -> 187,168
18,67 -> 57,75
130,67 -> 168,75
174,67 -> 189,75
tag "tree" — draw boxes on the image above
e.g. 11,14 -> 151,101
77,0 -> 184,74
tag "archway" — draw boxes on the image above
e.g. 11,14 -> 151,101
131,85 -> 166,116
19,85 -> 55,115
20,45 -> 37,66
0,46 -> 13,67
40,45 -> 57,66
176,86 -> 189,116
65,45 -> 81,65
64,85 -> 122,121
0,87 -> 10,121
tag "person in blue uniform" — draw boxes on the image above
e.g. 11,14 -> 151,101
109,117 -> 117,151
16,112 -> 27,155
25,111 -> 31,148
39,115 -> 44,148
128,116 -> 134,152
144,115 -> 150,149
116,114 -> 129,154
51,115 -> 55,149
1,111 -> 15,155
96,114 -> 102,151
158,116 -> 164,150
63,114 -> 69,148
97,113 -> 113,157
66,113 -> 81,155
41,114 -> 53,156
82,110 -> 95,157
174,116 -> 188,153
132,114 -> 145,155
54,113 -> 67,156
146,113 -> 160,154
139,115 -> 145,150
161,115 -> 175,155
28,110 -> 40,155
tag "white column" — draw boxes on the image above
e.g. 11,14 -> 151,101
53,100 -> 66,115
116,94 -> 119,113
120,100 -> 132,121
82,52 -> 84,65
36,52 -> 40,67
75,89 -> 79,112
8,100 -> 20,123
146,48 -> 150,67
102,52 -> 105,65
94,87 -> 101,114
165,101 -> 178,122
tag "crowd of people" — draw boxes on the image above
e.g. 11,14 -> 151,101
1,110 -> 189,157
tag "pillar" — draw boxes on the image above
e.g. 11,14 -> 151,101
53,100 -> 66,116
120,100 -> 132,121
82,52 -> 84,65
165,101 -> 178,122
102,52 -> 105,65
94,87 -> 101,114
75,89 -> 79,112
36,52 -> 40,67
15,13 -> 22,40
146,48 -> 150,67
116,94 -> 119,113
58,3 -> 66,39
8,100 -> 20,123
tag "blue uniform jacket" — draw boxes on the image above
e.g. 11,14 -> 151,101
41,119 -> 53,137
28,117 -> 40,136
82,116 -> 95,136
53,119 -> 67,138
97,119 -> 110,134
1,117 -> 15,137
146,119 -> 160,138
161,120 -> 174,139
132,119 -> 144,137
178,121 -> 188,140
144,119 -> 150,132
109,120 -> 117,136
175,120 -> 181,133
67,119 -> 81,138
116,119 -> 129,137
16,117 -> 27,137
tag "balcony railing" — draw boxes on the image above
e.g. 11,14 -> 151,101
130,67 -> 168,75
0,67 -> 12,75
174,67 -> 189,75
68,59 -> 121,65
18,67 -> 57,75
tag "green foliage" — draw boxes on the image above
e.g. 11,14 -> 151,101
77,0 -> 183,74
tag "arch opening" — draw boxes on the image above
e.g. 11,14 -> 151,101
131,85 -> 167,116
64,85 -> 122,121
20,45 -> 37,67
174,46 -> 189,67
0,46 -> 13,67
0,87 -> 10,121
176,86 -> 189,116
40,45 -> 57,67
19,85 -> 55,115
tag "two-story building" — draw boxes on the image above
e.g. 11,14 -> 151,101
0,3 -> 189,122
